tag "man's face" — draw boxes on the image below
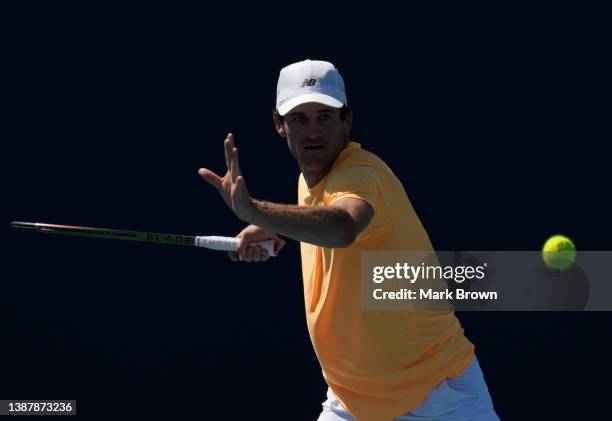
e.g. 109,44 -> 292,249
274,102 -> 352,175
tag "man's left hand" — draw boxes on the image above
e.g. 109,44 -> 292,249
198,133 -> 256,221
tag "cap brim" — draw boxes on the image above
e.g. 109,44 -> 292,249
277,93 -> 344,116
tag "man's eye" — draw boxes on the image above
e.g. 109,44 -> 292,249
318,114 -> 332,122
292,116 -> 305,123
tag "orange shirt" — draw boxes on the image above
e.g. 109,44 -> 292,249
298,142 -> 475,421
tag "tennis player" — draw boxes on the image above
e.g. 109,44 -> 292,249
199,60 -> 500,421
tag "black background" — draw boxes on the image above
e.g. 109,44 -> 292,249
3,1 -> 611,419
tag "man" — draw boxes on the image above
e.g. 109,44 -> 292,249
199,60 -> 500,421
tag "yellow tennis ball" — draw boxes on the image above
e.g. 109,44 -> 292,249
542,235 -> 576,270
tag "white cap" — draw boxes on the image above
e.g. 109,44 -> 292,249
276,59 -> 347,116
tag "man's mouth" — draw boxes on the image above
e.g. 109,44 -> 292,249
303,144 -> 326,150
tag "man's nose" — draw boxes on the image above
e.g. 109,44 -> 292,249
304,121 -> 323,139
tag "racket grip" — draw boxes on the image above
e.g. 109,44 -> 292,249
194,236 -> 279,257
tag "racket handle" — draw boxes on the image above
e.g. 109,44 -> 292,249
194,236 -> 279,257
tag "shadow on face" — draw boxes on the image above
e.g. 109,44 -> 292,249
273,102 -> 352,181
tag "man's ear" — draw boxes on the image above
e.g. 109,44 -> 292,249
272,111 -> 287,138
344,109 -> 353,134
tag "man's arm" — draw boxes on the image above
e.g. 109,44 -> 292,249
249,197 -> 374,248
199,133 -> 374,248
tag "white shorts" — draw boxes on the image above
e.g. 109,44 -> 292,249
317,355 -> 501,421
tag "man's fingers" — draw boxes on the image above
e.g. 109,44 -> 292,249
222,133 -> 242,183
240,246 -> 254,262
236,237 -> 249,256
233,175 -> 250,199
236,230 -> 259,257
236,236 -> 254,261
252,246 -> 262,263
224,135 -> 233,170
253,246 -> 269,263
235,226 -> 276,263
198,168 -> 223,190
235,243 -> 268,263
228,251 -> 239,262
230,148 -> 242,183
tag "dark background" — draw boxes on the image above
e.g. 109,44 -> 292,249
3,1 -> 610,419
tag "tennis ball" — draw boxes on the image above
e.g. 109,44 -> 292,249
542,235 -> 576,270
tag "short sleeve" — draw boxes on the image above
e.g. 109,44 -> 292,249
324,166 -> 389,242
325,166 -> 379,208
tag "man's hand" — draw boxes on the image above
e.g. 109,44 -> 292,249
229,225 -> 286,262
198,133 -> 256,221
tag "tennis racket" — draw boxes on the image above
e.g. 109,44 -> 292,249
11,221 -> 279,256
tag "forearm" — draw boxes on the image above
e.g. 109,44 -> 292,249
247,199 -> 356,248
